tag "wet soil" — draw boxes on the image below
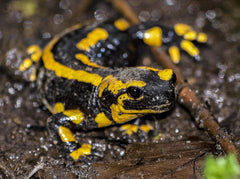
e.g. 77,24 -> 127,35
0,0 -> 240,178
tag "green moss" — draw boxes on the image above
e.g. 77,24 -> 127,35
204,154 -> 240,179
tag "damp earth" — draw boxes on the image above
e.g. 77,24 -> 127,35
0,0 -> 240,178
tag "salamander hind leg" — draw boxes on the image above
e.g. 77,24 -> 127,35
47,109 -> 104,161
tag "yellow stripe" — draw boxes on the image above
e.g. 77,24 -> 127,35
111,102 -> 170,123
110,104 -> 140,124
42,36 -> 103,86
95,112 -> 112,127
63,109 -> 84,125
76,28 -> 108,51
70,144 -> 91,160
137,66 -> 159,71
58,126 -> 76,143
75,53 -> 104,68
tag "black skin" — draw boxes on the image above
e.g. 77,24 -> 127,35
37,20 -> 177,160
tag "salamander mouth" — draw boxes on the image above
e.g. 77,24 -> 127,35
120,102 -> 174,114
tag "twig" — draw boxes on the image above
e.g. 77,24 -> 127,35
108,0 -> 240,161
25,162 -> 45,179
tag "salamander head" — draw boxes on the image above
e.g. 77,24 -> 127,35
98,67 -> 176,124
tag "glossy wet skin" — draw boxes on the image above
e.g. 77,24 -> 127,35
35,20 -> 180,161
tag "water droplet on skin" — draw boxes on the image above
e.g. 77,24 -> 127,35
100,47 -> 105,53
136,31 -> 143,39
94,10 -> 106,21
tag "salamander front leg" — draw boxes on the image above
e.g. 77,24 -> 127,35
47,110 -> 94,161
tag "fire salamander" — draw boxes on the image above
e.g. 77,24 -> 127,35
16,19 -> 207,161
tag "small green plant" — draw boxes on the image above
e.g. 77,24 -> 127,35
204,154 -> 240,179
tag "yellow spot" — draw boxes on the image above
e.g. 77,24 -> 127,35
140,124 -> 153,133
168,46 -> 180,64
42,37 -> 103,86
143,27 -> 162,46
110,104 -> 140,124
98,75 -> 146,97
184,30 -> 197,41
27,45 -> 42,62
114,19 -> 130,31
75,53 -> 104,68
19,58 -> 32,71
58,126 -> 76,143
180,40 -> 199,57
158,69 -> 173,81
174,23 -> 192,36
197,32 -> 207,43
95,112 -> 112,128
54,102 -> 64,113
29,68 -> 37,81
120,124 -> 138,135
63,109 -> 84,125
76,28 -> 108,51
70,144 -> 92,160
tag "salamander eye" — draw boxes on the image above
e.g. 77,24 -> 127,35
127,86 -> 143,99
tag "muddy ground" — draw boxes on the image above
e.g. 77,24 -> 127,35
0,0 -> 240,178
